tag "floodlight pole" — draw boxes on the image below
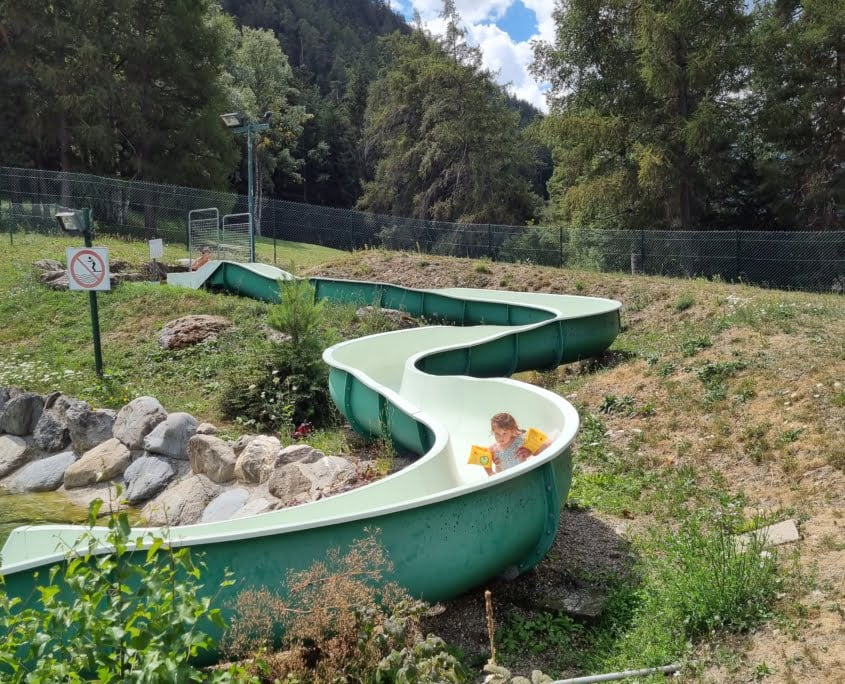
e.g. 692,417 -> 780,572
231,119 -> 270,263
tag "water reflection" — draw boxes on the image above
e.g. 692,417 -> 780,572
0,488 -> 90,548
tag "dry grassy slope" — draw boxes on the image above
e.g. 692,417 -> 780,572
306,250 -> 845,683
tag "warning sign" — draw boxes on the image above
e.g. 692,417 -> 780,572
66,247 -> 111,291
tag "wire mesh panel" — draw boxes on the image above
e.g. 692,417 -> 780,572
187,208 -> 220,263
220,213 -> 251,262
2,166 -> 844,294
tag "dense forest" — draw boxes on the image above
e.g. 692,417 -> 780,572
0,0 -> 842,230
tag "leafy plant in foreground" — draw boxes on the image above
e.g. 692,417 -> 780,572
0,500 -> 249,682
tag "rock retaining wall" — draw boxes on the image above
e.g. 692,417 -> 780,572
0,387 -> 365,528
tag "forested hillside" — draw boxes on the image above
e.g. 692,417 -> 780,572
0,0 -> 841,230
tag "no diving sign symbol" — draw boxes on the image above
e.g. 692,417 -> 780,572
66,247 -> 111,291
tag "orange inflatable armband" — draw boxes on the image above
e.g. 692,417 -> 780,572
522,427 -> 548,454
467,445 -> 494,467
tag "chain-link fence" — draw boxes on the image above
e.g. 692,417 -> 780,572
2,166 -> 843,293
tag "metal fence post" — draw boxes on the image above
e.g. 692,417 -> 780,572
487,224 -> 493,260
1,197 -> 10,246
640,229 -> 646,273
559,225 -> 564,268
735,230 -> 740,282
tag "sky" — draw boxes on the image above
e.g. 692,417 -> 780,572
388,0 -> 555,113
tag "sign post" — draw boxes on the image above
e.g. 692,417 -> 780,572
59,208 -> 108,377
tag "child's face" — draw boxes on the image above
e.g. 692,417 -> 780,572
492,425 -> 519,447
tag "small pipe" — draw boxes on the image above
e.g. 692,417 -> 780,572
552,664 -> 680,684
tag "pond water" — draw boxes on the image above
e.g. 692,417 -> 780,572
0,488 -> 90,550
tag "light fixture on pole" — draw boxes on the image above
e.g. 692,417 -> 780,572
220,111 -> 272,263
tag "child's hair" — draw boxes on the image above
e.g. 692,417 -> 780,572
491,412 -> 520,432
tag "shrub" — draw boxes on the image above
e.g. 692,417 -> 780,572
0,500 -> 250,683
221,278 -> 335,433
220,340 -> 334,434
225,530 -> 467,683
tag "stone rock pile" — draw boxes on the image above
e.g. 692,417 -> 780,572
0,387 -> 364,528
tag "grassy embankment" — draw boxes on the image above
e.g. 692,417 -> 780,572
2,235 -> 844,681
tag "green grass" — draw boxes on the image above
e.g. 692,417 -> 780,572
0,233 -> 348,419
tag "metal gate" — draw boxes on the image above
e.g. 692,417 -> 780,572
221,212 -> 251,262
187,208 -> 220,263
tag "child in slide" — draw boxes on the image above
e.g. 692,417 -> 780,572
484,412 -> 550,476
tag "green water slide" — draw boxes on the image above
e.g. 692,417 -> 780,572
0,260 -> 620,639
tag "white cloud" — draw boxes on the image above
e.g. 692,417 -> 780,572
407,0 -> 552,113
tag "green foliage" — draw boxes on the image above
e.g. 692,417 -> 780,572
268,279 -> 325,346
378,635 -> 467,683
220,340 -> 333,434
0,0 -> 238,187
358,17 -> 541,228
599,394 -> 635,416
0,502 -> 248,682
498,611 -> 584,659
499,226 -> 562,266
680,335 -> 712,356
643,511 -> 781,639
223,25 -> 310,220
221,278 -> 334,432
750,0 -> 845,229
673,292 -> 695,312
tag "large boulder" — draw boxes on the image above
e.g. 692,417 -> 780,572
64,438 -> 131,488
33,258 -> 63,271
231,497 -> 274,519
65,400 -> 117,454
187,435 -> 236,483
0,435 -> 31,478
143,412 -> 198,459
38,270 -> 69,289
123,455 -> 176,504
301,456 -> 357,495
267,463 -> 313,503
113,397 -> 166,450
32,394 -> 73,452
12,450 -> 77,492
0,392 -> 44,435
234,435 -> 282,484
267,456 -> 357,506
278,444 -> 325,465
158,315 -> 232,350
141,474 -> 223,526
200,488 -> 250,523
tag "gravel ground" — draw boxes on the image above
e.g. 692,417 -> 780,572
422,508 -> 636,681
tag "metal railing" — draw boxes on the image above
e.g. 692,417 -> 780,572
2,166 -> 843,293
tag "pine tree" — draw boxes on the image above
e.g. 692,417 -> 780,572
751,0 -> 845,229
358,9 -> 540,227
535,0 -> 750,230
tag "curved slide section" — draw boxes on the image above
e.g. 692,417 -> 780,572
1,260 -> 620,639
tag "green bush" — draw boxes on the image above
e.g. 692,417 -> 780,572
0,501 -> 251,683
651,512 -> 781,638
221,278 -> 335,433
